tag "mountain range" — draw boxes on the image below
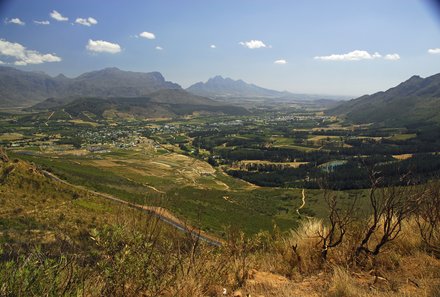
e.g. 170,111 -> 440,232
186,75 -> 288,98
0,66 -> 180,108
1,66 -> 440,125
186,75 -> 345,101
328,73 -> 440,126
0,66 -> 341,110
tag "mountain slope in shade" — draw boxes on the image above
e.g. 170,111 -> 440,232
0,66 -> 67,107
187,75 -> 286,98
0,66 -> 181,108
65,67 -> 181,97
327,73 -> 440,126
32,89 -> 249,119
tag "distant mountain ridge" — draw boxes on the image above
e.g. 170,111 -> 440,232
328,73 -> 440,125
186,75 -> 347,102
187,75 -> 287,98
0,66 -> 180,107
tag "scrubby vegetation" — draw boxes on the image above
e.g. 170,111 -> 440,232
1,151 -> 440,296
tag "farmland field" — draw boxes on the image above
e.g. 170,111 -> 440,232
2,107 -> 439,236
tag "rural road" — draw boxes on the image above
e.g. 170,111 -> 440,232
42,170 -> 223,247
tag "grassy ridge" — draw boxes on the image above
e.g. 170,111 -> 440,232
11,150 -> 309,234
12,148 -> 369,235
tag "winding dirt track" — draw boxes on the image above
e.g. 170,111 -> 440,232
42,170 -> 223,247
296,189 -> 314,219
296,189 -> 307,216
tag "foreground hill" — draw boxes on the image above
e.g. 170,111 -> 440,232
0,148 -> 440,297
30,89 -> 249,118
0,66 -> 181,108
1,151 -> 439,296
328,73 -> 440,126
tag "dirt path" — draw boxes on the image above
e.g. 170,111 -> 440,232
45,111 -> 55,126
144,184 -> 165,194
296,189 -> 307,216
47,111 -> 55,121
42,170 -> 223,247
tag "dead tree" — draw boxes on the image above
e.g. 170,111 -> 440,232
0,146 -> 9,163
416,181 -> 440,257
355,170 -> 419,260
318,189 -> 357,261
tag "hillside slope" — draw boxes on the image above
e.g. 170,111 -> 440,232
1,150 -> 440,296
328,73 -> 440,126
0,66 -> 66,107
31,89 -> 249,118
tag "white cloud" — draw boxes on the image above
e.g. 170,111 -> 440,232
86,39 -> 121,54
384,53 -> 400,61
274,59 -> 287,65
50,10 -> 68,22
210,44 -> 216,49
155,46 -> 163,50
34,20 -> 50,25
139,31 -> 156,39
75,17 -> 98,26
239,40 -> 267,49
0,39 -> 61,65
0,60 -> 4,64
428,48 -> 440,54
5,18 -> 25,26
314,50 -> 403,62
314,50 -> 383,61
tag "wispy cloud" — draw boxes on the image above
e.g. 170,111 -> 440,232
274,59 -> 287,65
75,17 -> 97,26
139,31 -> 156,40
5,18 -> 25,26
155,46 -> 163,50
384,53 -> 400,61
0,39 -> 61,65
428,48 -> 440,54
239,40 -> 267,49
86,39 -> 121,54
50,10 -> 68,22
34,20 -> 50,25
210,44 -> 216,49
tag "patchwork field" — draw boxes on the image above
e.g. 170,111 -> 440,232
11,145 -> 367,236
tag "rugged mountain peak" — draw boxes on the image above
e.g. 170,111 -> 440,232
210,75 -> 224,81
147,71 -> 167,82
0,67 -> 182,108
187,75 -> 286,98
398,75 -> 423,87
55,73 -> 69,80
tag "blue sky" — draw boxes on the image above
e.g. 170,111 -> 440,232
1,0 -> 440,96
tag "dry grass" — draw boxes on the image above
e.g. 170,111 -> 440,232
239,217 -> 440,297
0,132 -> 24,141
392,154 -> 413,160
1,157 -> 440,296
